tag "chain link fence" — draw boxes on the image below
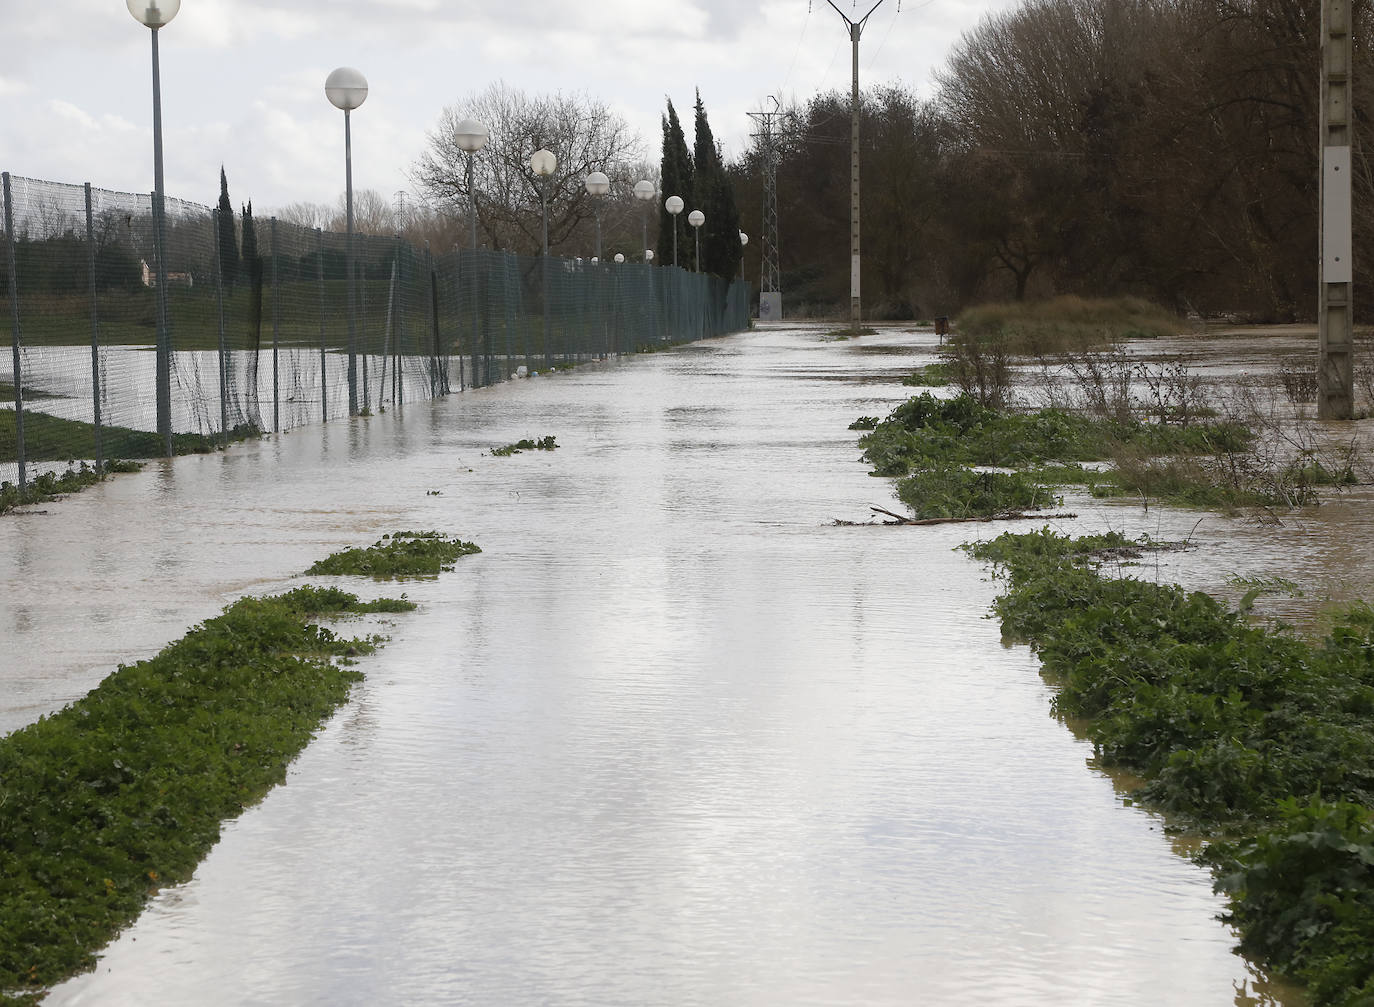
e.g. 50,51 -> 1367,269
2,172 -> 751,492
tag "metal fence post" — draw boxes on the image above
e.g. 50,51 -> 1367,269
360,249 -> 371,414
427,244 -> 441,398
394,234 -> 404,408
85,183 -> 104,472
212,209 -> 228,443
270,217 -> 280,433
316,228 -> 327,424
3,172 -> 26,492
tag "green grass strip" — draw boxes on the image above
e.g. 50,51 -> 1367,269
1,410 -> 260,466
304,531 -> 482,579
965,529 -> 1374,1005
0,585 -> 417,998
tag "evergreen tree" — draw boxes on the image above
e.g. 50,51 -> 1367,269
656,100 -> 694,268
216,167 -> 239,289
692,91 -> 742,281
240,201 -> 258,277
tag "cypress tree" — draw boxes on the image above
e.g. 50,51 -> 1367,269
692,91 -> 742,281
656,100 -> 694,268
240,201 -> 259,278
216,167 -> 239,289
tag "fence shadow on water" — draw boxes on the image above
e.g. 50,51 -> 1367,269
1,172 -> 751,491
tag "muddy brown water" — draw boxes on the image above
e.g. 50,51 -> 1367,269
7,323 -> 1349,1004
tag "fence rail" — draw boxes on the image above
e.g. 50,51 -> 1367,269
1,172 -> 750,491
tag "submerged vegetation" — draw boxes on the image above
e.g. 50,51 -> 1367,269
491,436 -> 558,456
0,460 -> 142,515
855,391 -> 1278,518
0,584 -> 418,999
965,529 -> 1374,1005
304,531 -> 482,579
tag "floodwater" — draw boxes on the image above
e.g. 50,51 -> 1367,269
7,323 -> 1348,1004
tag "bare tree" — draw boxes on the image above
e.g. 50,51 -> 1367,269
412,81 -> 643,256
275,201 -> 332,231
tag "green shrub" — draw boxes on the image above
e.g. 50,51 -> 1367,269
895,464 -> 1058,519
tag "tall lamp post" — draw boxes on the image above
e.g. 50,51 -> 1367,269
530,149 -> 557,255
633,179 -> 655,262
585,171 -> 610,259
688,210 -> 705,273
326,66 -> 368,416
454,119 -> 489,251
531,149 -> 557,364
665,195 -> 684,267
455,119 -> 489,384
127,0 -> 180,455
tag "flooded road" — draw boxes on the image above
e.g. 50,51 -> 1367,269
5,324 -> 1321,1004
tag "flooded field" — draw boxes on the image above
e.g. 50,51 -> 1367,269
8,322 -> 1363,1004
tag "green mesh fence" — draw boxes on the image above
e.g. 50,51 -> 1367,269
1,172 -> 750,492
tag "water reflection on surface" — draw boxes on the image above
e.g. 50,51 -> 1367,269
10,325 -> 1322,1004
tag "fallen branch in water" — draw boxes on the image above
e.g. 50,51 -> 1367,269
833,506 -> 1080,527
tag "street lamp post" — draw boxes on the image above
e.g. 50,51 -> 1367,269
531,149 -> 557,365
127,0 -> 180,455
455,119 -> 490,386
326,66 -> 368,416
739,231 -> 749,280
585,170 -> 610,259
688,210 -> 705,273
633,179 -> 655,263
454,119 -> 489,251
664,196 -> 684,268
530,149 -> 556,255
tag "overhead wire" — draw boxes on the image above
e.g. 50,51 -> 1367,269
780,2 -> 813,93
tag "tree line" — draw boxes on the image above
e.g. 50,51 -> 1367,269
731,0 -> 1374,322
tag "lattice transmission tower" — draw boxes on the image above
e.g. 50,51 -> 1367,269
748,97 -> 786,321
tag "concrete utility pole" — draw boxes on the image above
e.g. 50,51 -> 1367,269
824,0 -> 889,336
1319,0 -> 1355,419
748,97 -> 785,321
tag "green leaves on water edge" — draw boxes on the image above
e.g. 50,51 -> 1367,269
0,586 -> 417,995
304,531 -> 482,579
491,436 -> 558,456
967,528 -> 1374,1005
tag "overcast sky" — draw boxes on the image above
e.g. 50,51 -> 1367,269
2,0 -> 1018,217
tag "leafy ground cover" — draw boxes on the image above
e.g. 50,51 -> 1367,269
858,392 -> 1250,478
0,461 -> 142,515
901,362 -> 953,387
895,464 -> 1059,520
491,435 -> 558,456
0,585 -> 418,1000
966,529 -> 1374,1005
304,530 -> 482,578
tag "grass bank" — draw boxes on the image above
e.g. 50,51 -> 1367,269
955,295 -> 1180,355
0,410 -> 261,466
0,530 -> 479,1000
966,529 -> 1374,1005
